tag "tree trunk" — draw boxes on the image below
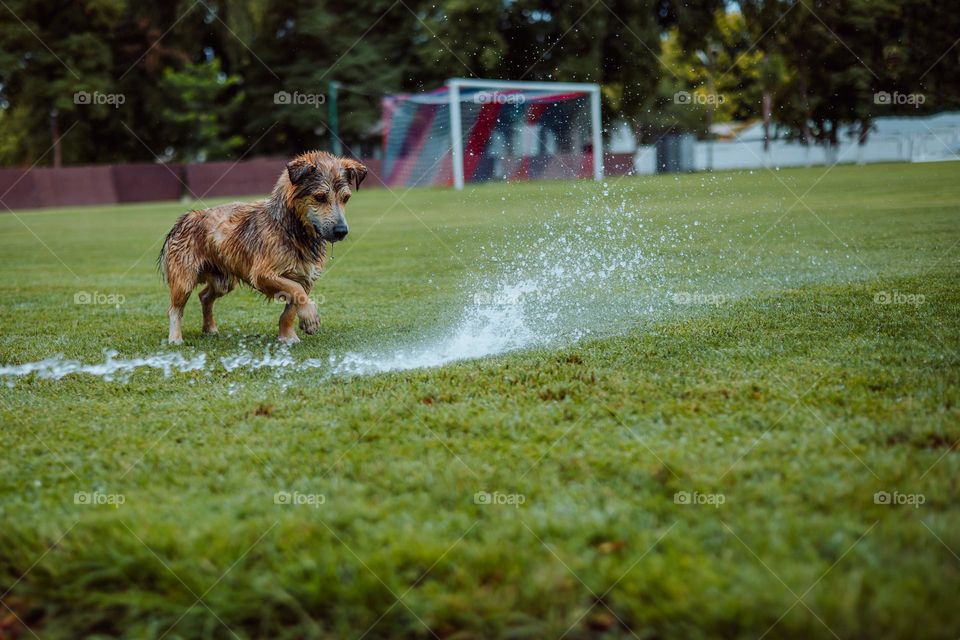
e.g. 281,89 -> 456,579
798,72 -> 812,145
762,91 -> 772,153
706,73 -> 715,171
858,118 -> 871,145
49,109 -> 62,168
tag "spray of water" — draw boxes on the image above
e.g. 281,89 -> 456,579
328,191 -> 673,375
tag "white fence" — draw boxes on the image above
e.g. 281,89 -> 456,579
631,129 -> 960,174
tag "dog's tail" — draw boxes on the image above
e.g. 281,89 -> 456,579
157,212 -> 195,283
157,227 -> 175,282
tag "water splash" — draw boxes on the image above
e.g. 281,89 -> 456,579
328,193 -> 673,375
327,282 -> 540,375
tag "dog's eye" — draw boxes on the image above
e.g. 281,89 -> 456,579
314,192 -> 329,204
341,192 -> 351,203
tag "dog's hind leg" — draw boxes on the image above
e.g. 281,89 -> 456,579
199,273 -> 234,335
167,270 -> 198,345
168,287 -> 191,345
161,213 -> 205,345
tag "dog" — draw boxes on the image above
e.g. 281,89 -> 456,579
158,151 -> 367,344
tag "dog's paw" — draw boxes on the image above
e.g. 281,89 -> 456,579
278,333 -> 301,345
298,304 -> 320,335
299,315 -> 320,335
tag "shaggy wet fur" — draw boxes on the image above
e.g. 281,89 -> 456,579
158,151 -> 367,344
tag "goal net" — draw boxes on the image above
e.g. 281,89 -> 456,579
381,78 -> 602,190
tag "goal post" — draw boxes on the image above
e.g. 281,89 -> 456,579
449,81 -> 465,190
446,78 -> 604,190
382,78 -> 604,189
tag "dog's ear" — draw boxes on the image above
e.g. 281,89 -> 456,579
287,158 -> 316,185
341,158 -> 368,191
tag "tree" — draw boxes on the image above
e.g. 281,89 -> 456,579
0,0 -> 125,165
240,0 -> 423,156
159,58 -> 245,162
661,11 -> 780,140
2,0 -> 958,166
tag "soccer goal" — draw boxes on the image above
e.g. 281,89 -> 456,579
382,78 -> 603,189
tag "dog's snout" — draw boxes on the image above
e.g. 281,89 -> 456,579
332,224 -> 349,241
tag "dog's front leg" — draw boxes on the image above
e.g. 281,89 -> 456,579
255,275 -> 312,344
278,301 -> 301,344
297,291 -> 320,336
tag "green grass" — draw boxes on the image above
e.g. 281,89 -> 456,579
1,162 -> 958,639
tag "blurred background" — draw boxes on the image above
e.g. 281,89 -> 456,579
0,0 -> 958,202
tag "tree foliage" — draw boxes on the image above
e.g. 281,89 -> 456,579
0,0 -> 957,165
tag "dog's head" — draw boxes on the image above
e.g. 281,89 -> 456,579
284,151 -> 367,242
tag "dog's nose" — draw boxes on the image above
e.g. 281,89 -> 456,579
332,224 -> 349,241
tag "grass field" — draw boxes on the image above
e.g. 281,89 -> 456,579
1,162 -> 959,639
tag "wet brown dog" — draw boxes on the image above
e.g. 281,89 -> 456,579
158,151 -> 366,344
